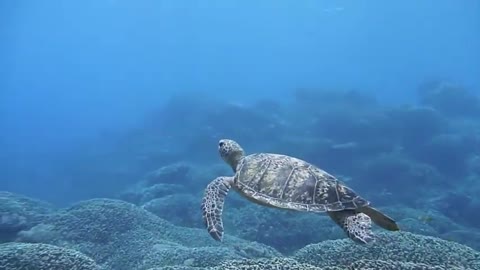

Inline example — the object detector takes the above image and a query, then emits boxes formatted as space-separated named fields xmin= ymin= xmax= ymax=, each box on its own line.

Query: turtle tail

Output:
xmin=360 ymin=205 xmax=400 ymax=231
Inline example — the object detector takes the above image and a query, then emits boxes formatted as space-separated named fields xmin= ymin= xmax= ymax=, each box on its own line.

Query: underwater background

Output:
xmin=1 ymin=1 xmax=480 ymax=269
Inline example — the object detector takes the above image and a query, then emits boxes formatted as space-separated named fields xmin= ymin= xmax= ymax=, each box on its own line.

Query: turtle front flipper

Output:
xmin=201 ymin=176 xmax=234 ymax=242
xmin=328 ymin=210 xmax=374 ymax=244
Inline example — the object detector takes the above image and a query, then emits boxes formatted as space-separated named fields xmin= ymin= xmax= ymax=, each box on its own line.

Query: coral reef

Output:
xmin=223 ymin=203 xmax=344 ymax=254
xmin=120 ymin=183 xmax=188 ymax=206
xmin=356 ymin=152 xmax=444 ymax=205
xmin=293 ymin=231 xmax=480 ymax=269
xmin=210 ymin=257 xmax=322 ymax=270
xmin=145 ymin=162 xmax=192 ymax=186
xmin=144 ymin=257 xmax=469 ymax=270
xmin=142 ymin=193 xmax=200 ymax=227
xmin=418 ymin=81 xmax=480 ymax=117
xmin=3 ymin=193 xmax=480 ymax=270
xmin=0 ymin=242 xmax=101 ymax=270
xmin=19 ymin=198 xmax=279 ymax=270
xmin=0 ymin=191 xmax=54 ymax=242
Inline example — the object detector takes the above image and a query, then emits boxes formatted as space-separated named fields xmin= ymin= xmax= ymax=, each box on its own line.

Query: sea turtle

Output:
xmin=201 ymin=139 xmax=400 ymax=244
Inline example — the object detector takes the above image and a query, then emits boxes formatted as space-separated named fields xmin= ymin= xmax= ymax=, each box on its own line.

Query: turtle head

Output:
xmin=218 ymin=139 xmax=245 ymax=172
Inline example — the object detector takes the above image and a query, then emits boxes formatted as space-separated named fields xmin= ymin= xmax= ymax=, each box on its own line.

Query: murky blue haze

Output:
xmin=1 ymin=1 xmax=480 ymax=270
xmin=2 ymin=0 xmax=478 ymax=202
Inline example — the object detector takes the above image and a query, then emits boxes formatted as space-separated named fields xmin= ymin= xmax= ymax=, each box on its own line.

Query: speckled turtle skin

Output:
xmin=233 ymin=153 xmax=369 ymax=212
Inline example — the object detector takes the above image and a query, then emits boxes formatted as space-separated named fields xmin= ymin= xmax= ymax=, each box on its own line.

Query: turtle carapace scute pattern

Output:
xmin=234 ymin=153 xmax=369 ymax=212
xmin=201 ymin=139 xmax=400 ymax=244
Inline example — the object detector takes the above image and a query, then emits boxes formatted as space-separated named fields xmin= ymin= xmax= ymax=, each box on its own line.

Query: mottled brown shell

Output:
xmin=234 ymin=153 xmax=369 ymax=212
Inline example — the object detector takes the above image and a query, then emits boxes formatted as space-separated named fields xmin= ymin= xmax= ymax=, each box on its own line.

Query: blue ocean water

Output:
xmin=1 ymin=1 xmax=480 ymax=269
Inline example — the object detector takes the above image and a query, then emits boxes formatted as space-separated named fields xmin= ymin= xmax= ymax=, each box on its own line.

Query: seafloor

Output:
xmin=2 ymin=82 xmax=480 ymax=270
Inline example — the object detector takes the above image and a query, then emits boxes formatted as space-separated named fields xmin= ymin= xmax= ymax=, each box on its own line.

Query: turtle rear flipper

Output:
xmin=360 ymin=206 xmax=400 ymax=231
xmin=201 ymin=176 xmax=234 ymax=242
xmin=328 ymin=210 xmax=374 ymax=244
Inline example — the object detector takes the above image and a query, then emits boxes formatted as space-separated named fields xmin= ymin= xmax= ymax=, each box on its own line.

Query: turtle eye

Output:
xmin=219 ymin=141 xmax=225 ymax=147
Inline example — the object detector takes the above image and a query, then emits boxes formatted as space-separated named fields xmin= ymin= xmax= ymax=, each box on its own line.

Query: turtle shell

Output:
xmin=234 ymin=153 xmax=369 ymax=212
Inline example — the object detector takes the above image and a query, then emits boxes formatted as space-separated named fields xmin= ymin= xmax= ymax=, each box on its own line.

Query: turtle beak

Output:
xmin=218 ymin=140 xmax=227 ymax=159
